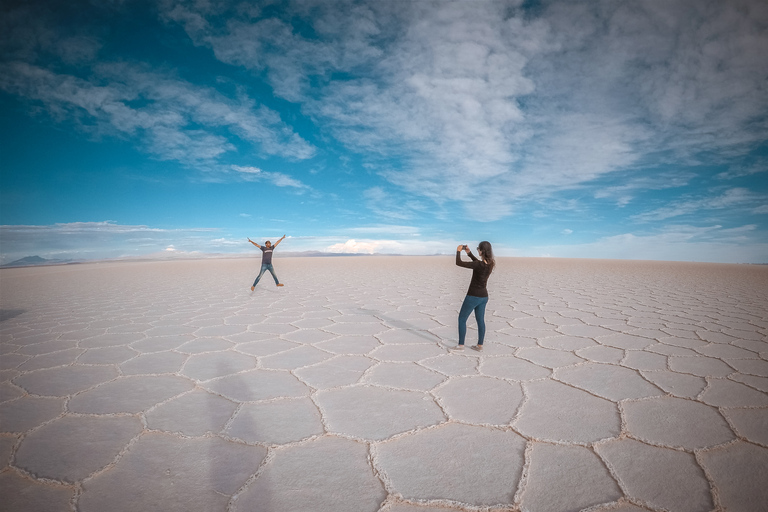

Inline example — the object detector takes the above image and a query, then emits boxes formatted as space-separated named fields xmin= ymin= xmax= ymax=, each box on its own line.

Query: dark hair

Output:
xmin=265 ymin=241 xmax=271 ymax=245
xmin=478 ymin=241 xmax=495 ymax=272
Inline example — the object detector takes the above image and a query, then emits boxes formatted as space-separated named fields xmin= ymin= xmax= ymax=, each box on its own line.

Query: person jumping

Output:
xmin=248 ymin=235 xmax=286 ymax=291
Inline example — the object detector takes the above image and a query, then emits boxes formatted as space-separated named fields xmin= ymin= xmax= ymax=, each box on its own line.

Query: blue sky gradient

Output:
xmin=1 ymin=0 xmax=767 ymax=263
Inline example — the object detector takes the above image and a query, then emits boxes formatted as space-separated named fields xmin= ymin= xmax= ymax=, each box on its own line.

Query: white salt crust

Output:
xmin=0 ymin=256 xmax=766 ymax=511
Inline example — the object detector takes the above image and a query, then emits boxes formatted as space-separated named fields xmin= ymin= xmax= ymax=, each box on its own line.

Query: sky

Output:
xmin=1 ymin=0 xmax=767 ymax=264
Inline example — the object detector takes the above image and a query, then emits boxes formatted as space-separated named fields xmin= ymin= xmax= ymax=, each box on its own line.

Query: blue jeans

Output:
xmin=458 ymin=295 xmax=488 ymax=346
xmin=253 ymin=264 xmax=279 ymax=286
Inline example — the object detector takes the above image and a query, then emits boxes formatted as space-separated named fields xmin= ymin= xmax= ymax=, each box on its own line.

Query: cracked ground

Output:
xmin=1 ymin=257 xmax=767 ymax=512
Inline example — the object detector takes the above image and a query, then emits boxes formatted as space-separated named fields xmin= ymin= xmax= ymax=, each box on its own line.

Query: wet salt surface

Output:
xmin=1 ymin=256 xmax=767 ymax=512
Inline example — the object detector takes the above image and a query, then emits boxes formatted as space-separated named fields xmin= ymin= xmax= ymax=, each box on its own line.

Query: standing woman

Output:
xmin=454 ymin=241 xmax=495 ymax=351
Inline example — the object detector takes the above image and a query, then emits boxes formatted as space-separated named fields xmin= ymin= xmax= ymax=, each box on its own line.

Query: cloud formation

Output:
xmin=0 ymin=61 xmax=316 ymax=166
xmin=2 ymin=0 xmax=766 ymax=263
xmin=633 ymin=188 xmax=764 ymax=222
xmin=232 ymin=166 xmax=309 ymax=189
xmin=0 ymin=0 xmax=316 ymax=178
xmin=326 ymin=238 xmax=448 ymax=255
xmin=158 ymin=0 xmax=768 ymax=221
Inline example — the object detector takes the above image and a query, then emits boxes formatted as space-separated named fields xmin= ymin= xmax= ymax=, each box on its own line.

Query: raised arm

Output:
xmin=248 ymin=238 xmax=261 ymax=248
xmin=456 ymin=244 xmax=475 ymax=269
xmin=273 ymin=235 xmax=287 ymax=247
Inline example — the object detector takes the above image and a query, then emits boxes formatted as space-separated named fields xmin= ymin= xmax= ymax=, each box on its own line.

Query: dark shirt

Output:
xmin=456 ymin=250 xmax=492 ymax=297
xmin=260 ymin=246 xmax=274 ymax=265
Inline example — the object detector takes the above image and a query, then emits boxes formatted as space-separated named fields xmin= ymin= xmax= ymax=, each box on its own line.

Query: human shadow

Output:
xmin=0 ymin=309 xmax=26 ymax=322
xmin=207 ymin=358 xmax=271 ymax=510
xmin=358 ymin=307 xmax=445 ymax=345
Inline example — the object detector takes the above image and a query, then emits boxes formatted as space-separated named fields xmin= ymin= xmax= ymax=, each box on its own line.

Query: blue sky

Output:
xmin=1 ymin=0 xmax=767 ymax=264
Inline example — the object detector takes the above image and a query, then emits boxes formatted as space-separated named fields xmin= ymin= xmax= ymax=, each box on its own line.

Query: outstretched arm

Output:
xmin=273 ymin=235 xmax=287 ymax=248
xmin=248 ymin=238 xmax=261 ymax=248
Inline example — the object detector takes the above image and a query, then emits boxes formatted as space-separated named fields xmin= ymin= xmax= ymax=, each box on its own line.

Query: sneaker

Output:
xmin=276 ymin=283 xmax=284 ymax=287
xmin=470 ymin=345 xmax=483 ymax=352
xmin=450 ymin=345 xmax=465 ymax=352
xmin=250 ymin=286 xmax=255 ymax=291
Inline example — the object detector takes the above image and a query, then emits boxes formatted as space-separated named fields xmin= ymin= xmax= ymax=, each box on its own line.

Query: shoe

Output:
xmin=470 ymin=345 xmax=483 ymax=352
xmin=276 ymin=283 xmax=284 ymax=287
xmin=450 ymin=345 xmax=465 ymax=352
xmin=250 ymin=286 xmax=255 ymax=291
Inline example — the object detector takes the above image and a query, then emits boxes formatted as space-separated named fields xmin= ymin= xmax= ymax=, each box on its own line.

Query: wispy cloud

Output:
xmin=593 ymin=171 xmax=696 ymax=207
xmin=347 ymin=225 xmax=422 ymax=236
xmin=716 ymin=158 xmax=768 ymax=180
xmin=232 ymin=166 xmax=309 ymax=189
xmin=2 ymin=0 xmax=766 ymax=264
xmin=633 ymin=188 xmax=764 ymax=222
xmin=0 ymin=60 xmax=315 ymax=170
xmin=531 ymin=224 xmax=768 ymax=263
xmin=161 ymin=0 xmax=768 ymax=219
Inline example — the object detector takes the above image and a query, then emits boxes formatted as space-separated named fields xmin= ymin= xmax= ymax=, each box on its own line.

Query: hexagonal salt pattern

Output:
xmin=596 ymin=438 xmax=713 ymax=512
xmin=316 ymin=385 xmax=445 ymax=440
xmin=79 ymin=433 xmax=268 ymax=512
xmin=375 ymin=423 xmax=526 ymax=507
xmin=514 ymin=379 xmax=621 ymax=443
xmin=0 ymin=256 xmax=766 ymax=511
xmin=235 ymin=436 xmax=386 ymax=512
xmin=15 ymin=415 xmax=143 ymax=482
xmin=699 ymin=441 xmax=768 ymax=512
xmin=520 ymin=443 xmax=621 ymax=511
xmin=434 ymin=376 xmax=523 ymax=425
xmin=0 ymin=471 xmax=74 ymax=512
xmin=623 ymin=396 xmax=734 ymax=450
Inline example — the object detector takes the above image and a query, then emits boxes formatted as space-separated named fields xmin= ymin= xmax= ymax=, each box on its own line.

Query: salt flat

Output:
xmin=1 ymin=256 xmax=767 ymax=512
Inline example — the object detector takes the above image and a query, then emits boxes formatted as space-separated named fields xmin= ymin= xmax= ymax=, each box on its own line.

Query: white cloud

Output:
xmin=530 ymin=224 xmax=768 ymax=263
xmin=361 ymin=187 xmax=432 ymax=221
xmin=7 ymin=0 xmax=765 ymax=223
xmin=231 ymin=165 xmax=308 ymax=189
xmin=326 ymin=239 xmax=381 ymax=254
xmin=633 ymin=188 xmax=764 ymax=222
xmin=716 ymin=158 xmax=768 ymax=180
xmin=210 ymin=238 xmax=242 ymax=247
xmin=325 ymin=238 xmax=449 ymax=255
xmin=0 ymin=60 xmax=316 ymax=170
xmin=160 ymin=0 xmax=768 ymax=221
xmin=347 ymin=225 xmax=422 ymax=236
xmin=561 ymin=229 xmax=573 ymax=235
xmin=593 ymin=171 xmax=695 ymax=207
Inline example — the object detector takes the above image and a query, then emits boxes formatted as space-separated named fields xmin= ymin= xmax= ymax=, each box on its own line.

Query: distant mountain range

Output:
xmin=1 ymin=256 xmax=77 ymax=268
